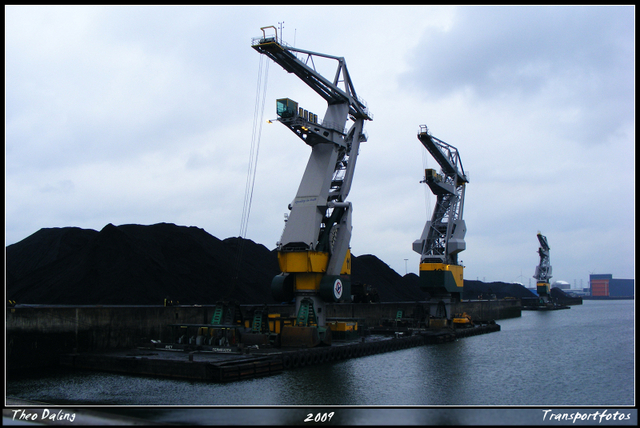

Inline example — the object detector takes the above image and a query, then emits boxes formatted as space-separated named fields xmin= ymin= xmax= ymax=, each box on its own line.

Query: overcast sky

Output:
xmin=5 ymin=5 xmax=635 ymax=287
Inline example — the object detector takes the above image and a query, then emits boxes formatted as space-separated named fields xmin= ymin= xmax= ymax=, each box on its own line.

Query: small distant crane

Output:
xmin=533 ymin=232 xmax=553 ymax=304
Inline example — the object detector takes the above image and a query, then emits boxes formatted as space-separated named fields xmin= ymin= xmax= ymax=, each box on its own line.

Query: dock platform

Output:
xmin=59 ymin=324 xmax=500 ymax=382
xmin=522 ymin=305 xmax=570 ymax=310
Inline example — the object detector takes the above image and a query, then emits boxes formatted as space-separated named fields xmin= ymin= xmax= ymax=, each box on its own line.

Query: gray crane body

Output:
xmin=413 ymin=125 xmax=468 ymax=312
xmin=252 ymin=27 xmax=371 ymax=335
xmin=533 ymin=232 xmax=553 ymax=302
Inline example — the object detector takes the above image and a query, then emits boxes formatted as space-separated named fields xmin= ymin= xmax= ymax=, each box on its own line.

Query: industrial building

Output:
xmin=551 ymin=280 xmax=570 ymax=290
xmin=589 ymin=274 xmax=635 ymax=298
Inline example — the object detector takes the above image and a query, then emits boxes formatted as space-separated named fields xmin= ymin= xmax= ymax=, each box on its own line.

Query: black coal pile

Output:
xmin=462 ymin=280 xmax=537 ymax=300
xmin=6 ymin=223 xmax=279 ymax=305
xmin=550 ymin=287 xmax=583 ymax=305
xmin=6 ymin=223 xmax=532 ymax=305
xmin=351 ymin=255 xmax=428 ymax=302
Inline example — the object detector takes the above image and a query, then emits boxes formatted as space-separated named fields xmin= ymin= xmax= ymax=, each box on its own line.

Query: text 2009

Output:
xmin=304 ymin=412 xmax=335 ymax=423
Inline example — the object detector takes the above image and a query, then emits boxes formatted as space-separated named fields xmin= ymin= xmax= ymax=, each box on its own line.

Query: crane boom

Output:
xmin=418 ymin=125 xmax=467 ymax=185
xmin=413 ymin=125 xmax=468 ymax=302
xmin=252 ymin=27 xmax=371 ymax=342
xmin=252 ymin=28 xmax=371 ymax=121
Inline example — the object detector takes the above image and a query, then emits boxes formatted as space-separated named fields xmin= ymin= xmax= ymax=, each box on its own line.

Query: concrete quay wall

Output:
xmin=326 ymin=299 xmax=520 ymax=326
xmin=7 ymin=305 xmax=218 ymax=371
xmin=453 ymin=299 xmax=521 ymax=322
xmin=6 ymin=300 xmax=519 ymax=371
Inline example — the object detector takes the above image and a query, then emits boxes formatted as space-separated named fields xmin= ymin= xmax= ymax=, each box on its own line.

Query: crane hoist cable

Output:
xmin=223 ymin=55 xmax=270 ymax=300
xmin=240 ymin=55 xmax=270 ymax=238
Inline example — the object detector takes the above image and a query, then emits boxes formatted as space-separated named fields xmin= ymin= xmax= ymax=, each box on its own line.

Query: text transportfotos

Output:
xmin=542 ymin=409 xmax=631 ymax=423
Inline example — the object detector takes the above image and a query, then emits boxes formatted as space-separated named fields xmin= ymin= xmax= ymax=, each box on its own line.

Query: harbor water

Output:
xmin=6 ymin=299 xmax=635 ymax=424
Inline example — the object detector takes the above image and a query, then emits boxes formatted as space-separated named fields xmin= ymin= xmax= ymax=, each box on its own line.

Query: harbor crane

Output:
xmin=413 ymin=125 xmax=468 ymax=320
xmin=252 ymin=26 xmax=372 ymax=346
xmin=533 ymin=232 xmax=552 ymax=304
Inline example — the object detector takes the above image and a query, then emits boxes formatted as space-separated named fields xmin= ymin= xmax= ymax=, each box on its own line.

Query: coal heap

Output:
xmin=351 ymin=255 xmax=428 ymax=302
xmin=549 ymin=286 xmax=583 ymax=304
xmin=462 ymin=280 xmax=537 ymax=300
xmin=6 ymin=223 xmax=530 ymax=305
xmin=6 ymin=223 xmax=279 ymax=305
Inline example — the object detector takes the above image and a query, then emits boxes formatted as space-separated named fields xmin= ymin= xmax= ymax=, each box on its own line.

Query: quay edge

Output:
xmin=7 ymin=300 xmax=516 ymax=372
xmin=57 ymin=323 xmax=500 ymax=383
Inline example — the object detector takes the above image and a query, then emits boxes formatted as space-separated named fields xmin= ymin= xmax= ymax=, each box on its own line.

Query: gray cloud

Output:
xmin=401 ymin=6 xmax=634 ymax=146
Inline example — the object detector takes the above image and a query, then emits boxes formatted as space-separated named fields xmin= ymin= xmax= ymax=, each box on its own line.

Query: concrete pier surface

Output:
xmin=7 ymin=300 xmax=515 ymax=373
